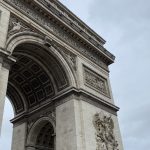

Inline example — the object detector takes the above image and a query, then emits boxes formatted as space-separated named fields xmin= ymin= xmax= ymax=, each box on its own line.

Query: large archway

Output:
xmin=5 ymin=33 xmax=77 ymax=150
xmin=6 ymin=33 xmax=76 ymax=115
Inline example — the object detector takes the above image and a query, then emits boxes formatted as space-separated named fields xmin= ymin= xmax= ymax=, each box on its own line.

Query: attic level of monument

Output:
xmin=6 ymin=0 xmax=107 ymax=45
xmin=3 ymin=0 xmax=115 ymax=69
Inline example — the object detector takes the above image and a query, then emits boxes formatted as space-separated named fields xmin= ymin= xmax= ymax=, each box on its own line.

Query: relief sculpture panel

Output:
xmin=8 ymin=15 xmax=37 ymax=39
xmin=84 ymin=66 xmax=110 ymax=97
xmin=93 ymin=112 xmax=119 ymax=150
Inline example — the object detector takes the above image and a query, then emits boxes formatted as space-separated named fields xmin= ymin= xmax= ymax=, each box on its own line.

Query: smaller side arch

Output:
xmin=26 ymin=116 xmax=56 ymax=150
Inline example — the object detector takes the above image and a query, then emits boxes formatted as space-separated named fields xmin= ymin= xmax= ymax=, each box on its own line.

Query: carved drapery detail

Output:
xmin=4 ymin=0 xmax=109 ymax=70
xmin=84 ymin=66 xmax=110 ymax=97
xmin=8 ymin=16 xmax=33 ymax=38
xmin=93 ymin=112 xmax=119 ymax=150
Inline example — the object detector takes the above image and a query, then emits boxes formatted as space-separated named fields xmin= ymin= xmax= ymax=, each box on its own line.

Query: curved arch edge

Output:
xmin=6 ymin=32 xmax=77 ymax=88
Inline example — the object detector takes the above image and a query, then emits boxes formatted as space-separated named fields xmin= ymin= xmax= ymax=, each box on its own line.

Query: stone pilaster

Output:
xmin=11 ymin=122 xmax=27 ymax=150
xmin=56 ymin=99 xmax=83 ymax=150
xmin=0 ymin=4 xmax=10 ymax=48
xmin=0 ymin=49 xmax=16 ymax=135
xmin=56 ymin=97 xmax=123 ymax=150
xmin=0 ymin=3 xmax=15 ymax=135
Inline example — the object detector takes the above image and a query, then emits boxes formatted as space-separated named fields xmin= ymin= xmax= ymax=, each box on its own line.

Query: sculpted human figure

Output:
xmin=93 ymin=112 xmax=119 ymax=150
xmin=9 ymin=21 xmax=30 ymax=36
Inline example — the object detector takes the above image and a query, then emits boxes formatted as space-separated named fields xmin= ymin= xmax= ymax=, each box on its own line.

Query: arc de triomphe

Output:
xmin=0 ymin=0 xmax=123 ymax=150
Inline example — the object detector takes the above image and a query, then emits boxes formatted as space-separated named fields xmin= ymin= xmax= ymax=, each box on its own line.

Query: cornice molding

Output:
xmin=0 ymin=47 xmax=16 ymax=69
xmin=36 ymin=0 xmax=115 ymax=62
xmin=3 ymin=0 xmax=115 ymax=66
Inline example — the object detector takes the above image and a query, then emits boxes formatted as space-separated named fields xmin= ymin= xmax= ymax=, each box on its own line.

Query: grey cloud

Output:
xmin=88 ymin=0 xmax=150 ymax=49
xmin=87 ymin=0 xmax=150 ymax=149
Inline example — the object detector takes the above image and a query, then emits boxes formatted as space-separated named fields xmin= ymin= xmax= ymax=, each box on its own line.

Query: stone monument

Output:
xmin=0 ymin=0 xmax=123 ymax=150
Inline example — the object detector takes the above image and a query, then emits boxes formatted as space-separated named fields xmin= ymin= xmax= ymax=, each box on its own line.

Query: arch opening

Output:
xmin=4 ymin=34 xmax=76 ymax=149
xmin=7 ymin=42 xmax=72 ymax=115
xmin=27 ymin=118 xmax=55 ymax=150
xmin=35 ymin=121 xmax=55 ymax=150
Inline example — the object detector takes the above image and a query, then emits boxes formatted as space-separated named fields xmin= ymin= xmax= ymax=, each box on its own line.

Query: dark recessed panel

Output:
xmin=15 ymin=44 xmax=70 ymax=91
xmin=9 ymin=55 xmax=55 ymax=111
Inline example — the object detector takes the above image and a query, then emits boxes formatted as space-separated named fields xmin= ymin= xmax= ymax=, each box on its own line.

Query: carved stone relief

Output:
xmin=38 ymin=0 xmax=111 ymax=49
xmin=44 ymin=36 xmax=77 ymax=71
xmin=4 ymin=0 xmax=109 ymax=70
xmin=59 ymin=47 xmax=77 ymax=71
xmin=93 ymin=112 xmax=119 ymax=150
xmin=8 ymin=15 xmax=33 ymax=38
xmin=64 ymin=51 xmax=76 ymax=70
xmin=84 ymin=66 xmax=110 ymax=97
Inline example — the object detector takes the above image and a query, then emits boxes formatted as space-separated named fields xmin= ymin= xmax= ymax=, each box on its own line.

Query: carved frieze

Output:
xmin=93 ymin=112 xmax=119 ymax=150
xmin=39 ymin=0 xmax=104 ymax=45
xmin=84 ymin=66 xmax=110 ymax=97
xmin=4 ymin=0 xmax=109 ymax=70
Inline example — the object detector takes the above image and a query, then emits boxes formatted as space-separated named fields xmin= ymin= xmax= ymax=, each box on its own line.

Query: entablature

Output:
xmin=11 ymin=87 xmax=119 ymax=125
xmin=2 ymin=0 xmax=115 ymax=71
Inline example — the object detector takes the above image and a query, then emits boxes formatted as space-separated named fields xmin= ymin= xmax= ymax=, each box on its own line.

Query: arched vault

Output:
xmin=6 ymin=33 xmax=77 ymax=115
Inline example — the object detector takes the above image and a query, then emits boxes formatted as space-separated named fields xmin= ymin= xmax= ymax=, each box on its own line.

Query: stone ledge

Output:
xmin=0 ymin=47 xmax=16 ymax=69
xmin=11 ymin=87 xmax=119 ymax=125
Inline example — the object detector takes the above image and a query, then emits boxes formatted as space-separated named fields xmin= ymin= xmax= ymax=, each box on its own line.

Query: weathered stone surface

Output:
xmin=11 ymin=123 xmax=27 ymax=150
xmin=93 ymin=112 xmax=118 ymax=150
xmin=0 ymin=50 xmax=16 ymax=135
xmin=80 ymin=100 xmax=124 ymax=150
xmin=3 ymin=0 xmax=114 ymax=70
xmin=83 ymin=66 xmax=110 ymax=97
xmin=0 ymin=5 xmax=10 ymax=48
xmin=0 ymin=66 xmax=9 ymax=135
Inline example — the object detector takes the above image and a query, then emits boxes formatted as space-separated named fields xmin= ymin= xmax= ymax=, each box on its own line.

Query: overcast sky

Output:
xmin=1 ymin=0 xmax=150 ymax=149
